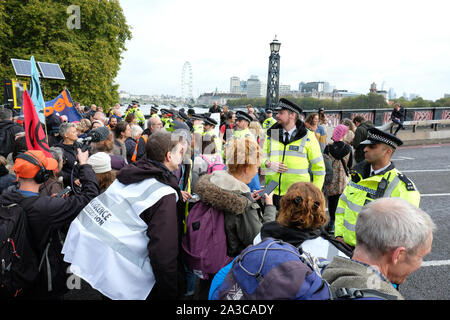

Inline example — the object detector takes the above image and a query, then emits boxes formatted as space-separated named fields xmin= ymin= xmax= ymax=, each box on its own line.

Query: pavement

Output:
xmin=63 ymin=143 xmax=450 ymax=301
xmin=392 ymin=143 xmax=450 ymax=300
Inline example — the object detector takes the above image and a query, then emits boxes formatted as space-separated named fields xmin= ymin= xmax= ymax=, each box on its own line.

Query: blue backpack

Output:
xmin=212 ymin=238 xmax=331 ymax=300
xmin=210 ymin=238 xmax=398 ymax=300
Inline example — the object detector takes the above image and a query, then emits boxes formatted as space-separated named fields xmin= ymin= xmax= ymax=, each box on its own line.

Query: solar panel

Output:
xmin=11 ymin=59 xmax=32 ymax=77
xmin=37 ymin=62 xmax=65 ymax=80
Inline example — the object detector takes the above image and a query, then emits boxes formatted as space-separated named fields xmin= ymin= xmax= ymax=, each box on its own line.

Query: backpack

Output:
xmin=0 ymin=202 xmax=39 ymax=299
xmin=214 ymin=238 xmax=331 ymax=300
xmin=200 ymin=154 xmax=226 ymax=174
xmin=323 ymin=153 xmax=334 ymax=185
xmin=211 ymin=238 xmax=397 ymax=300
xmin=181 ymin=201 xmax=233 ymax=280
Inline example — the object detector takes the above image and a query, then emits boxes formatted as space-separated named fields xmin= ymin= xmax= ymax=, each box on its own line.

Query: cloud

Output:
xmin=116 ymin=0 xmax=450 ymax=101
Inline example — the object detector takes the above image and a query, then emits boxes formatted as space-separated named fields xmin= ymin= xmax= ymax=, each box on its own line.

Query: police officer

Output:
xmin=150 ymin=105 xmax=160 ymax=118
xmin=262 ymin=109 xmax=277 ymax=131
xmin=160 ymin=108 xmax=173 ymax=129
xmin=233 ymin=110 xmax=256 ymax=140
xmin=262 ymin=98 xmax=326 ymax=209
xmin=335 ymin=127 xmax=420 ymax=248
xmin=124 ymin=100 xmax=145 ymax=128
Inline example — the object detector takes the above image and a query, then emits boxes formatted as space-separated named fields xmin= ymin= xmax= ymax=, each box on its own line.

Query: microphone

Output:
xmin=77 ymin=126 xmax=110 ymax=151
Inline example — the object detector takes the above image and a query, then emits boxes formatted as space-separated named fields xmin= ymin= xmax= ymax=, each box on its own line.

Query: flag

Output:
xmin=22 ymin=90 xmax=51 ymax=157
xmin=44 ymin=89 xmax=81 ymax=123
xmin=28 ymin=56 xmax=46 ymax=123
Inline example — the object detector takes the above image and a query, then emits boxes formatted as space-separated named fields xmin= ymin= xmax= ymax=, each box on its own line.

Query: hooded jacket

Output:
xmin=322 ymin=256 xmax=404 ymax=300
xmin=194 ymin=170 xmax=276 ymax=257
xmin=115 ymin=159 xmax=185 ymax=299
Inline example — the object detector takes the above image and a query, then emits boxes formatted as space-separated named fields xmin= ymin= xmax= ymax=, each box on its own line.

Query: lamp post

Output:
xmin=266 ymin=36 xmax=281 ymax=110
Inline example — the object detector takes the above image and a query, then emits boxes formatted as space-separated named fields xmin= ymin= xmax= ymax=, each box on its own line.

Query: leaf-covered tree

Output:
xmin=0 ymin=0 xmax=131 ymax=108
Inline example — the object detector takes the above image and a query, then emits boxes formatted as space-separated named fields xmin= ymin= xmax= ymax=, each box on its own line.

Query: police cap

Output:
xmin=360 ymin=127 xmax=403 ymax=149
xmin=235 ymin=110 xmax=253 ymax=123
xmin=203 ymin=116 xmax=217 ymax=126
xmin=275 ymin=98 xmax=302 ymax=115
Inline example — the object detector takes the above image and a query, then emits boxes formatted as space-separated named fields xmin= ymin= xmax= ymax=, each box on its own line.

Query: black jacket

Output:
xmin=116 ymin=159 xmax=185 ymax=300
xmin=260 ymin=221 xmax=354 ymax=257
xmin=54 ymin=141 xmax=82 ymax=188
xmin=0 ymin=120 xmax=24 ymax=157
xmin=0 ymin=164 xmax=99 ymax=298
xmin=353 ymin=121 xmax=374 ymax=163
xmin=391 ymin=107 xmax=405 ymax=122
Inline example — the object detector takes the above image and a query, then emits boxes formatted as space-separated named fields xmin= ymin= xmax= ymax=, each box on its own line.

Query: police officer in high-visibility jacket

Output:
xmin=335 ymin=127 xmax=420 ymax=248
xmin=262 ymin=109 xmax=277 ymax=131
xmin=261 ymin=98 xmax=326 ymax=209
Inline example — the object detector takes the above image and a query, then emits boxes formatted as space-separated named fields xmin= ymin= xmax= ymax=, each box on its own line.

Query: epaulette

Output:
xmin=397 ymin=173 xmax=416 ymax=191
xmin=350 ymin=168 xmax=361 ymax=183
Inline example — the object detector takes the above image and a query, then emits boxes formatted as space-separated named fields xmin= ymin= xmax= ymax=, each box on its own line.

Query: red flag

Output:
xmin=22 ymin=90 xmax=51 ymax=157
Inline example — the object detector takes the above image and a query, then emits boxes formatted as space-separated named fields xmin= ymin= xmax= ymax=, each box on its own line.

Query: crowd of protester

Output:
xmin=0 ymin=100 xmax=434 ymax=301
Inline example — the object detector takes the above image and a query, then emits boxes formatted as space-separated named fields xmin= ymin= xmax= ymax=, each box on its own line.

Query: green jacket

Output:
xmin=335 ymin=161 xmax=420 ymax=247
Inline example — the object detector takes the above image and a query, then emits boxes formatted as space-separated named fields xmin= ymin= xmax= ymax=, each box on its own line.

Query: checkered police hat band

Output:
xmin=368 ymin=133 xmax=398 ymax=148
xmin=278 ymin=101 xmax=299 ymax=114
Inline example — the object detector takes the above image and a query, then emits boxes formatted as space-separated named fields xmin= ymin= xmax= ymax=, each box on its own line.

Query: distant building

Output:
xmin=279 ymin=84 xmax=291 ymax=96
xmin=298 ymin=81 xmax=305 ymax=91
xmin=247 ymin=75 xmax=261 ymax=98
xmin=230 ymin=76 xmax=241 ymax=94
xmin=240 ymin=80 xmax=247 ymax=93
xmin=369 ymin=82 xmax=388 ymax=101
xmin=197 ymin=92 xmax=246 ymax=106
xmin=300 ymin=81 xmax=331 ymax=93
xmin=444 ymin=94 xmax=450 ymax=98
xmin=388 ymin=88 xmax=396 ymax=100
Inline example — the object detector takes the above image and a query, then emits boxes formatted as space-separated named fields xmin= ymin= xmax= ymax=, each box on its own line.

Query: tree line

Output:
xmin=0 ymin=0 xmax=131 ymax=108
xmin=226 ymin=93 xmax=450 ymax=110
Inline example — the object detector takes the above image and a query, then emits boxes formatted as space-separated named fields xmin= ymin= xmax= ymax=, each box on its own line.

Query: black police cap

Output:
xmin=235 ymin=110 xmax=253 ymax=123
xmin=360 ymin=127 xmax=403 ymax=149
xmin=275 ymin=98 xmax=302 ymax=115
xmin=203 ymin=116 xmax=218 ymax=126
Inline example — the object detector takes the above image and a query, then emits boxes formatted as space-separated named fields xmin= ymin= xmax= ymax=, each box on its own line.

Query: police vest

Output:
xmin=335 ymin=165 xmax=420 ymax=247
xmin=131 ymin=134 xmax=149 ymax=162
xmin=262 ymin=129 xmax=325 ymax=196
xmin=61 ymin=178 xmax=178 ymax=300
xmin=262 ymin=117 xmax=277 ymax=130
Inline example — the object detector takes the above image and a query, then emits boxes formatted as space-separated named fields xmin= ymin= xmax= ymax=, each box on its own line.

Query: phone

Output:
xmin=258 ymin=181 xmax=279 ymax=197
xmin=57 ymin=186 xmax=72 ymax=198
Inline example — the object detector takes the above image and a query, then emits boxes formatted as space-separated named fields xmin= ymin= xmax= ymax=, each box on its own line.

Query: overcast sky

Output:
xmin=115 ymin=0 xmax=450 ymax=101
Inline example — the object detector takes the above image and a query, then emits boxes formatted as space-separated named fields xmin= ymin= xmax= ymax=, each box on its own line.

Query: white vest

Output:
xmin=62 ymin=178 xmax=178 ymax=300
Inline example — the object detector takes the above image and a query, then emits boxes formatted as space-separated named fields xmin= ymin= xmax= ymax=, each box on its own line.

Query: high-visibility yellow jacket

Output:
xmin=261 ymin=121 xmax=325 ymax=196
xmin=335 ymin=161 xmax=420 ymax=247
xmin=125 ymin=107 xmax=145 ymax=125
xmin=262 ymin=117 xmax=277 ymax=131
xmin=192 ymin=123 xmax=222 ymax=155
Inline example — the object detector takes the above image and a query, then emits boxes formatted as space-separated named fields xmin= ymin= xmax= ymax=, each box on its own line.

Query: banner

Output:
xmin=44 ymin=89 xmax=81 ymax=123
xmin=28 ymin=56 xmax=46 ymax=124
xmin=22 ymin=90 xmax=51 ymax=157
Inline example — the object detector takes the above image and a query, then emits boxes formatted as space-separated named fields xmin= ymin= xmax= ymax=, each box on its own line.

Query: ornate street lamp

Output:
xmin=266 ymin=36 xmax=281 ymax=110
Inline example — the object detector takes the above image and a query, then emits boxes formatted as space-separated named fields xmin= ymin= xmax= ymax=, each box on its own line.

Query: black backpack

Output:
xmin=0 ymin=202 xmax=39 ymax=299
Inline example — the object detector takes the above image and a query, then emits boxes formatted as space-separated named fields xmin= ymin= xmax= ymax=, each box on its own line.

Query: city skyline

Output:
xmin=115 ymin=0 xmax=450 ymax=101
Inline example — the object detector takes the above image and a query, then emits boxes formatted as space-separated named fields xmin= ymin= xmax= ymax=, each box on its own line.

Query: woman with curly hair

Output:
xmin=254 ymin=182 xmax=352 ymax=259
